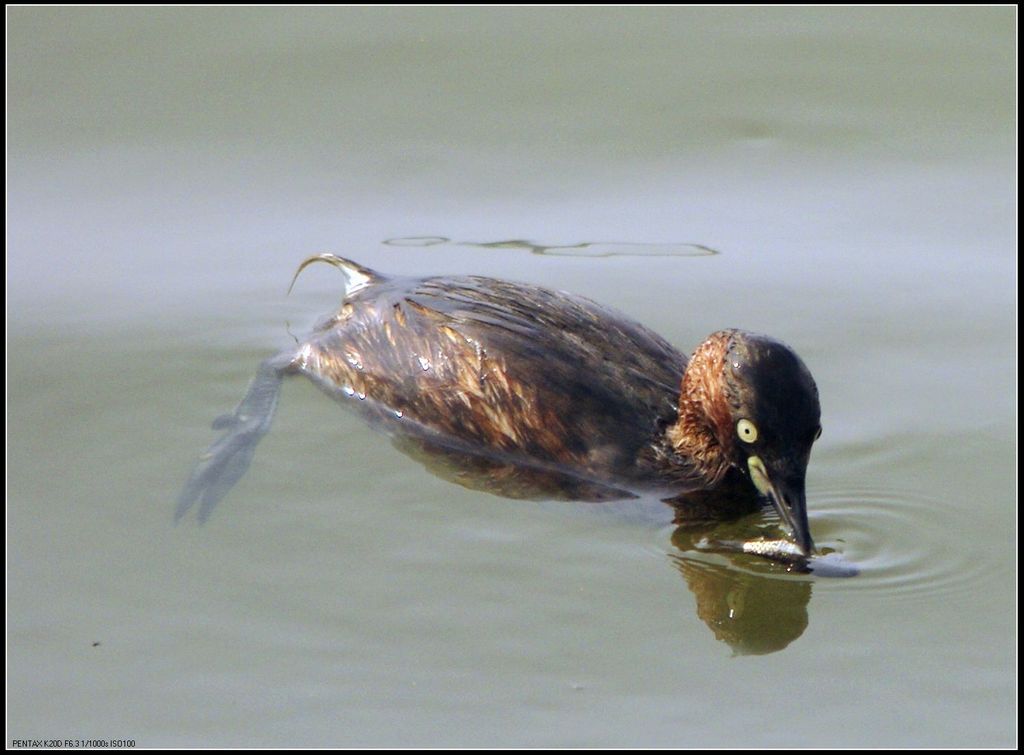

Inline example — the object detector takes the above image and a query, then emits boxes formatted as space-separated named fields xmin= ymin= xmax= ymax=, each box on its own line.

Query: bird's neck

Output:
xmin=666 ymin=335 xmax=734 ymax=485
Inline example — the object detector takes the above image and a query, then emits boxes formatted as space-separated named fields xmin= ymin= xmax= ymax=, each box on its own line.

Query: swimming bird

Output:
xmin=177 ymin=255 xmax=822 ymax=554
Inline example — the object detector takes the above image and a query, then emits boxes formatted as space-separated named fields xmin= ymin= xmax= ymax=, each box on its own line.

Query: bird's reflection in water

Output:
xmin=668 ymin=517 xmax=814 ymax=655
xmin=384 ymin=423 xmax=831 ymax=656
xmin=670 ymin=552 xmax=812 ymax=655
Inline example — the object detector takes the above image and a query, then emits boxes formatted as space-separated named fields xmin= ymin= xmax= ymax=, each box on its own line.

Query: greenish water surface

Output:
xmin=7 ymin=7 xmax=1015 ymax=747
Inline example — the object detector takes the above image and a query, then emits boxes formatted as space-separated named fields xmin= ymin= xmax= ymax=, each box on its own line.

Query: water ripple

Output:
xmin=383 ymin=236 xmax=720 ymax=258
xmin=647 ymin=485 xmax=990 ymax=602
xmin=799 ymin=486 xmax=991 ymax=601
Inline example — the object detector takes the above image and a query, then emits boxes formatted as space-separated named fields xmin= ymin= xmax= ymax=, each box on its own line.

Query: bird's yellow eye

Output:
xmin=736 ymin=419 xmax=758 ymax=443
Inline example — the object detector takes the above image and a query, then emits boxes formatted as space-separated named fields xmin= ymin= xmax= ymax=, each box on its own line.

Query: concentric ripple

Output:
xmin=804 ymin=486 xmax=993 ymax=601
xmin=651 ymin=485 xmax=994 ymax=600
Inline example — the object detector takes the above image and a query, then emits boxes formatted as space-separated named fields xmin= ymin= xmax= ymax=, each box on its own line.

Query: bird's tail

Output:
xmin=287 ymin=253 xmax=383 ymax=299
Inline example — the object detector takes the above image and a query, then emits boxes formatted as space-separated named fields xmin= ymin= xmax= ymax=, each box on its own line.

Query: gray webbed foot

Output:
xmin=176 ymin=355 xmax=290 ymax=522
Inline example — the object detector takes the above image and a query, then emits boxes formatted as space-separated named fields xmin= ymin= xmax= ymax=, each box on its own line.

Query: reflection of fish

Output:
xmin=178 ymin=255 xmax=824 ymax=561
xmin=742 ymin=539 xmax=860 ymax=577
xmin=692 ymin=534 xmax=858 ymax=577
xmin=741 ymin=538 xmax=806 ymax=562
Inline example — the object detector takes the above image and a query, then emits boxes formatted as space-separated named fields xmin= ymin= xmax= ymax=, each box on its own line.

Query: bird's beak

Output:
xmin=747 ymin=455 xmax=815 ymax=556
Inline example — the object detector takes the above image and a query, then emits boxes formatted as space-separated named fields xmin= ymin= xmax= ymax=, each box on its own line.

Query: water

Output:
xmin=7 ymin=7 xmax=1015 ymax=747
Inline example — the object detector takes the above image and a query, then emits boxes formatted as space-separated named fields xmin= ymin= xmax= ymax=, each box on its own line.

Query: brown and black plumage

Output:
xmin=178 ymin=255 xmax=822 ymax=554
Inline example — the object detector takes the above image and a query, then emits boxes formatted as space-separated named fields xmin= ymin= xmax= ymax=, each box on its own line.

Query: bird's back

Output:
xmin=296 ymin=272 xmax=688 ymax=486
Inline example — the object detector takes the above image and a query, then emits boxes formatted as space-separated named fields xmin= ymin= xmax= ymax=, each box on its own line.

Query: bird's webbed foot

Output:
xmin=176 ymin=353 xmax=294 ymax=522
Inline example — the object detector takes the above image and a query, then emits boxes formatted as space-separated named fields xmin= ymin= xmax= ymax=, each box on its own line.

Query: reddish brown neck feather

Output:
xmin=667 ymin=331 xmax=735 ymax=485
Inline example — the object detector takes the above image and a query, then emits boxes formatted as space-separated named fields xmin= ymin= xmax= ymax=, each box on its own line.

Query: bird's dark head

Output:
xmin=681 ymin=329 xmax=821 ymax=554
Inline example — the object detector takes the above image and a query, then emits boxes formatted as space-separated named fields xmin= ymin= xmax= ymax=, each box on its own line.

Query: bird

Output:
xmin=177 ymin=254 xmax=822 ymax=555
